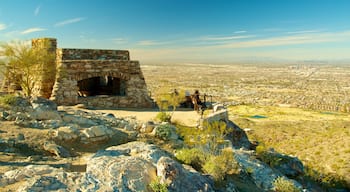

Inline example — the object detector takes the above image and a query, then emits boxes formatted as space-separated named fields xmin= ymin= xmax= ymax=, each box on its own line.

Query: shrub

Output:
xmin=203 ymin=148 xmax=237 ymax=182
xmin=175 ymin=148 xmax=207 ymax=171
xmin=256 ymin=144 xmax=282 ymax=167
xmin=149 ymin=177 xmax=168 ymax=192
xmin=155 ymin=124 xmax=173 ymax=140
xmin=273 ymin=177 xmax=300 ymax=192
xmin=0 ymin=94 xmax=18 ymax=107
xmin=156 ymin=112 xmax=172 ymax=122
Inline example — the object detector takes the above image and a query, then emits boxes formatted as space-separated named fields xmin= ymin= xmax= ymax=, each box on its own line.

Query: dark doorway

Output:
xmin=78 ymin=76 xmax=126 ymax=97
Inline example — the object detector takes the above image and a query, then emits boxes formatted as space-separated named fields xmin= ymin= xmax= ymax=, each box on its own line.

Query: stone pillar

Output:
xmin=31 ymin=38 xmax=57 ymax=98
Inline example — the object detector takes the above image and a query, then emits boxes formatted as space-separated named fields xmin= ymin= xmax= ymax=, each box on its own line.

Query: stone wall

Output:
xmin=50 ymin=48 xmax=153 ymax=108
xmin=58 ymin=48 xmax=129 ymax=60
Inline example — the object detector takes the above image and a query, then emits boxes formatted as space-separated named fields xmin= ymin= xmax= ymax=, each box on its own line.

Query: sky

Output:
xmin=0 ymin=0 xmax=350 ymax=64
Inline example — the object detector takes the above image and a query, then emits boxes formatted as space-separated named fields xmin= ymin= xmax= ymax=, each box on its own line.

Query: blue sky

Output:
xmin=1 ymin=0 xmax=350 ymax=63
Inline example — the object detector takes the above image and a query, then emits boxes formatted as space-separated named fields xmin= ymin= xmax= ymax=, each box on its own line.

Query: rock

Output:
xmin=54 ymin=125 xmax=80 ymax=142
xmin=0 ymin=165 xmax=87 ymax=191
xmin=233 ymin=149 xmax=303 ymax=191
xmin=0 ymin=111 xmax=9 ymax=120
xmin=225 ymin=120 xmax=254 ymax=149
xmin=87 ymin=155 xmax=157 ymax=191
xmin=103 ymin=113 xmax=115 ymax=118
xmin=86 ymin=142 xmax=165 ymax=191
xmin=0 ymin=165 xmax=54 ymax=185
xmin=12 ymin=96 xmax=32 ymax=112
xmin=141 ymin=121 xmax=156 ymax=133
xmin=261 ymin=150 xmax=304 ymax=177
xmin=81 ymin=125 xmax=115 ymax=142
xmin=157 ymin=156 xmax=215 ymax=192
xmin=17 ymin=133 xmax=25 ymax=141
xmin=43 ymin=142 xmax=70 ymax=158
xmin=29 ymin=97 xmax=61 ymax=121
xmin=62 ymin=114 xmax=97 ymax=127
xmin=19 ymin=176 xmax=67 ymax=191
xmin=93 ymin=141 xmax=169 ymax=165
xmin=31 ymin=97 xmax=57 ymax=111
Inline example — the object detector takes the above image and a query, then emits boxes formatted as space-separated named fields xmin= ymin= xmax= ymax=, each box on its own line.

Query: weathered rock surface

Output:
xmin=30 ymin=96 xmax=61 ymax=121
xmin=43 ymin=142 xmax=70 ymax=158
xmin=233 ymin=149 xmax=303 ymax=191
xmin=226 ymin=120 xmax=254 ymax=149
xmin=157 ymin=156 xmax=214 ymax=192
xmin=260 ymin=150 xmax=304 ymax=177
xmin=1 ymin=141 xmax=215 ymax=191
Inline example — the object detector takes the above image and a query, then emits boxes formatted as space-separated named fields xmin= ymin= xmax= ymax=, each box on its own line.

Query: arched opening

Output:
xmin=77 ymin=76 xmax=126 ymax=97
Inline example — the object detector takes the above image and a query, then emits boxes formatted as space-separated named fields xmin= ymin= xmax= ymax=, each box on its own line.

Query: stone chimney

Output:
xmin=31 ymin=38 xmax=57 ymax=98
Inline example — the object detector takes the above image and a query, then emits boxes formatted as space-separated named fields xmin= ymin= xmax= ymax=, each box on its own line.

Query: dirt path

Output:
xmin=95 ymin=108 xmax=201 ymax=127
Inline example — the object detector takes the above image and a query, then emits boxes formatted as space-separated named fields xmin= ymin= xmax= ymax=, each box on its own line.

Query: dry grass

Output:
xmin=229 ymin=105 xmax=350 ymax=187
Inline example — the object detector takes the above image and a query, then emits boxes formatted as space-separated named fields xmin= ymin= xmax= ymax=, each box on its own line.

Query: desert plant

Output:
xmin=255 ymin=144 xmax=283 ymax=167
xmin=0 ymin=94 xmax=17 ymax=107
xmin=149 ymin=176 xmax=168 ymax=192
xmin=203 ymin=148 xmax=237 ymax=182
xmin=175 ymin=148 xmax=207 ymax=171
xmin=273 ymin=177 xmax=300 ymax=192
xmin=156 ymin=111 xmax=172 ymax=122
xmin=0 ymin=40 xmax=55 ymax=97
xmin=154 ymin=87 xmax=185 ymax=122
xmin=155 ymin=124 xmax=173 ymax=141
xmin=198 ymin=121 xmax=232 ymax=155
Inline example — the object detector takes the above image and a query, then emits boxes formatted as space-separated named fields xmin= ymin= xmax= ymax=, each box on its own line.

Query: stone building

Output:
xmin=32 ymin=38 xmax=153 ymax=108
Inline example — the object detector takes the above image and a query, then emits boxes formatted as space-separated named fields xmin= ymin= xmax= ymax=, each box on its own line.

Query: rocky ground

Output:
xmin=0 ymin=96 xmax=342 ymax=191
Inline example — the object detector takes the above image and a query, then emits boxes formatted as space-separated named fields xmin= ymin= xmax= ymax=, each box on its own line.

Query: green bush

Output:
xmin=155 ymin=124 xmax=173 ymax=140
xmin=175 ymin=148 xmax=207 ymax=171
xmin=203 ymin=148 xmax=237 ymax=182
xmin=156 ymin=112 xmax=172 ymax=122
xmin=273 ymin=177 xmax=300 ymax=192
xmin=256 ymin=144 xmax=282 ymax=167
xmin=0 ymin=94 xmax=17 ymax=107
xmin=149 ymin=177 xmax=168 ymax=192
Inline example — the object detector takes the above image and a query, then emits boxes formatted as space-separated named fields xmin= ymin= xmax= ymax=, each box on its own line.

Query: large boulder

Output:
xmin=233 ymin=149 xmax=303 ymax=191
xmin=81 ymin=125 xmax=116 ymax=143
xmin=86 ymin=141 xmax=214 ymax=192
xmin=0 ymin=165 xmax=87 ymax=191
xmin=226 ymin=120 xmax=254 ymax=149
xmin=259 ymin=150 xmax=304 ymax=177
xmin=157 ymin=156 xmax=214 ymax=192
xmin=30 ymin=97 xmax=61 ymax=121
xmin=43 ymin=141 xmax=70 ymax=158
xmin=52 ymin=125 xmax=80 ymax=142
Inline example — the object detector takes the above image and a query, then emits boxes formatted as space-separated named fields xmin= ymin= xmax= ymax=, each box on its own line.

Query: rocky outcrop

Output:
xmin=0 ymin=142 xmax=215 ymax=191
xmin=233 ymin=149 xmax=303 ymax=191
xmin=157 ymin=157 xmax=214 ymax=192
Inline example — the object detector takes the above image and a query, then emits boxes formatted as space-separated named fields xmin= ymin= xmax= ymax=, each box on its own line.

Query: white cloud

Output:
xmin=54 ymin=17 xmax=85 ymax=27
xmin=137 ymin=40 xmax=170 ymax=46
xmin=129 ymin=30 xmax=350 ymax=63
xmin=234 ymin=30 xmax=247 ymax=34
xmin=0 ymin=23 xmax=7 ymax=31
xmin=21 ymin=27 xmax=47 ymax=34
xmin=216 ymin=30 xmax=350 ymax=49
xmin=34 ymin=5 xmax=41 ymax=16
xmin=286 ymin=30 xmax=320 ymax=34
xmin=112 ymin=38 xmax=127 ymax=44
xmin=201 ymin=35 xmax=255 ymax=41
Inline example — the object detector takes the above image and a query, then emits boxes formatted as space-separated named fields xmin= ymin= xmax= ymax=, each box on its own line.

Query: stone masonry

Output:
xmin=32 ymin=38 xmax=153 ymax=108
